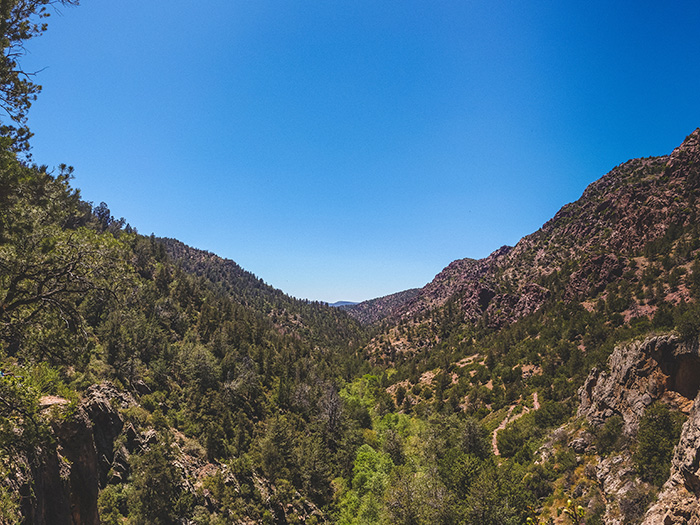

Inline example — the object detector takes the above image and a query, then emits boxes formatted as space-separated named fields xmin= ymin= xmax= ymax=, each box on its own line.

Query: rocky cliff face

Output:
xmin=16 ymin=382 xmax=330 ymax=524
xmin=18 ymin=383 xmax=135 ymax=525
xmin=578 ymin=334 xmax=700 ymax=523
xmin=20 ymin=404 xmax=100 ymax=525
xmin=643 ymin=392 xmax=700 ymax=524
xmin=579 ymin=334 xmax=700 ymax=433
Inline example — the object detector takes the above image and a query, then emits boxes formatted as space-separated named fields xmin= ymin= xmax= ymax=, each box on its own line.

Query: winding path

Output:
xmin=491 ymin=391 xmax=540 ymax=456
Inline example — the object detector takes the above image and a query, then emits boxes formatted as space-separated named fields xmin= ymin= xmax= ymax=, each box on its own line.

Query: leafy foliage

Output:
xmin=129 ymin=436 xmax=181 ymax=524
xmin=593 ymin=415 xmax=624 ymax=455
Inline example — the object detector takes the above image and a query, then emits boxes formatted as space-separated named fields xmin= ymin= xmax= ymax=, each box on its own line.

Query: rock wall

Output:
xmin=18 ymin=383 xmax=134 ymax=525
xmin=642 ymin=391 xmax=700 ymax=524
xmin=20 ymin=404 xmax=100 ymax=525
xmin=578 ymin=334 xmax=700 ymax=524
xmin=578 ymin=334 xmax=700 ymax=434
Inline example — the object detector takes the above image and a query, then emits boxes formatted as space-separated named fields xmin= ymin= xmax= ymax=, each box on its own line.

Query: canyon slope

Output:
xmin=5 ymin=129 xmax=700 ymax=524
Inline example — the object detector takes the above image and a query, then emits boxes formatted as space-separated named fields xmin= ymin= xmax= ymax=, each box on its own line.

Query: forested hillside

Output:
xmin=159 ymin=238 xmax=366 ymax=349
xmin=3 ymin=2 xmax=700 ymax=525
xmin=0 ymin=131 xmax=380 ymax=523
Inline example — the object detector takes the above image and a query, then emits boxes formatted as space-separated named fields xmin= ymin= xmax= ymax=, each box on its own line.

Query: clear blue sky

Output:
xmin=22 ymin=1 xmax=700 ymax=303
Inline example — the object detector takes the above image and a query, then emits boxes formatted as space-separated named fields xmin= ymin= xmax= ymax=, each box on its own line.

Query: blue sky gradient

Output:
xmin=22 ymin=1 xmax=700 ymax=302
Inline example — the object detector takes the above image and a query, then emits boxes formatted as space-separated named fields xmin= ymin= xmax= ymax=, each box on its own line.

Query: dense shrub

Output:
xmin=594 ymin=415 xmax=624 ymax=455
xmin=633 ymin=403 xmax=686 ymax=486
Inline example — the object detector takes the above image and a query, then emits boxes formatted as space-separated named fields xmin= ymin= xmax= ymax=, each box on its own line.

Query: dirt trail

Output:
xmin=491 ymin=392 xmax=540 ymax=456
xmin=492 ymin=405 xmax=515 ymax=456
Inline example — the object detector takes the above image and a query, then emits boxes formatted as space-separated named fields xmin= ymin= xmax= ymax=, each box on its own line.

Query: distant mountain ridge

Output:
xmin=159 ymin=238 xmax=365 ymax=348
xmin=328 ymin=301 xmax=358 ymax=308
xmin=341 ymin=288 xmax=421 ymax=324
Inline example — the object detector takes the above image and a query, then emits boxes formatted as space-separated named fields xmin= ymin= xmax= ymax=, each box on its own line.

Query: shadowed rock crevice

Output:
xmin=664 ymin=354 xmax=700 ymax=404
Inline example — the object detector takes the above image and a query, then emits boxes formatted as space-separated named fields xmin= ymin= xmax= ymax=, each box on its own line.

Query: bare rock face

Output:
xmin=578 ymin=333 xmax=700 ymax=523
xmin=594 ymin=454 xmax=650 ymax=525
xmin=578 ymin=334 xmax=700 ymax=434
xmin=19 ymin=383 xmax=136 ymax=525
xmin=565 ymin=254 xmax=624 ymax=300
xmin=642 ymin=392 xmax=700 ymax=524
xmin=82 ymin=382 xmax=135 ymax=486
xmin=483 ymin=283 xmax=551 ymax=327
xmin=21 ymin=405 xmax=100 ymax=525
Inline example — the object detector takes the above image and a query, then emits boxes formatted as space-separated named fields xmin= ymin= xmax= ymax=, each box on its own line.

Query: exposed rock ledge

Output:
xmin=18 ymin=382 xmax=135 ymax=525
xmin=579 ymin=334 xmax=700 ymax=434
xmin=578 ymin=334 xmax=700 ymax=524
xmin=642 ymin=392 xmax=700 ymax=524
